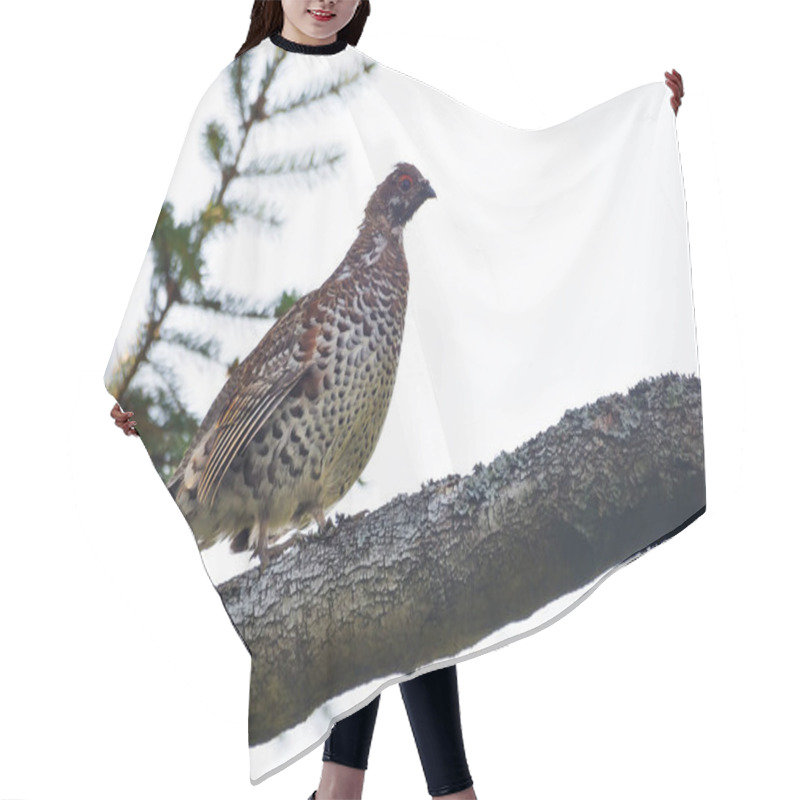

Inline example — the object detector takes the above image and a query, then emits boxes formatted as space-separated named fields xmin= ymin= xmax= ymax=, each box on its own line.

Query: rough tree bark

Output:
xmin=216 ymin=371 xmax=705 ymax=746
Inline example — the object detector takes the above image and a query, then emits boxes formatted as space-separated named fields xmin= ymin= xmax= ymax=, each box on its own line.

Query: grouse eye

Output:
xmin=398 ymin=174 xmax=414 ymax=191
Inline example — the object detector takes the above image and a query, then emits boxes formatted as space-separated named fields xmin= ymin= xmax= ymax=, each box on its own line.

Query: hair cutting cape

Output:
xmin=104 ymin=31 xmax=706 ymax=784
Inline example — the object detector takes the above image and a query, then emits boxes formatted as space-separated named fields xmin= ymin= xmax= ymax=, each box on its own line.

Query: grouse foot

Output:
xmin=255 ymin=531 xmax=302 ymax=573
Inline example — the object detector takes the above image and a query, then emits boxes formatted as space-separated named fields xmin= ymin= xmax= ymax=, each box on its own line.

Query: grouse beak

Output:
xmin=422 ymin=180 xmax=437 ymax=199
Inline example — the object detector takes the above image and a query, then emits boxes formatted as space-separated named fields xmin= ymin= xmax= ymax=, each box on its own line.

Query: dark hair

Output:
xmin=236 ymin=1 xmax=371 ymax=59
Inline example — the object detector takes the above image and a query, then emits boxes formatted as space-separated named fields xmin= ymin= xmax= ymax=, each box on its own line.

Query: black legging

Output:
xmin=323 ymin=664 xmax=473 ymax=797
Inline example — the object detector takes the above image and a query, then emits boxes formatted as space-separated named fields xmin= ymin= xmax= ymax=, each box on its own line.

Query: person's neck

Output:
xmin=269 ymin=27 xmax=348 ymax=55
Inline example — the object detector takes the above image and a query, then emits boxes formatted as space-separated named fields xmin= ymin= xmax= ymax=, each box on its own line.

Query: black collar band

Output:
xmin=269 ymin=31 xmax=348 ymax=55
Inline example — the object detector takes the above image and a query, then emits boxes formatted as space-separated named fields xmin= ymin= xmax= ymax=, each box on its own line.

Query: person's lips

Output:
xmin=308 ymin=9 xmax=335 ymax=21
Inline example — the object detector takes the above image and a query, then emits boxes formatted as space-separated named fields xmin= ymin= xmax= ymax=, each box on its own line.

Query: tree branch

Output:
xmin=216 ymin=372 xmax=705 ymax=746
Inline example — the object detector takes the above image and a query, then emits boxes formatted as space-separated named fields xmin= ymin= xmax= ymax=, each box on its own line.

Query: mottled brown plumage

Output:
xmin=167 ymin=162 xmax=436 ymax=569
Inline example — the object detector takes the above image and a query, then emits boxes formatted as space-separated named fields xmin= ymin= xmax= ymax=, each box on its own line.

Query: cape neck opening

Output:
xmin=269 ymin=30 xmax=348 ymax=55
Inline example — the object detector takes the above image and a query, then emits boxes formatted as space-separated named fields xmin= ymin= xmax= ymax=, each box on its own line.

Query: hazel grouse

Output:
xmin=167 ymin=162 xmax=436 ymax=570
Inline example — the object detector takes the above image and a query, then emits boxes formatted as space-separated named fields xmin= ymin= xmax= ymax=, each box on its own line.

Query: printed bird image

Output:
xmin=167 ymin=162 xmax=436 ymax=570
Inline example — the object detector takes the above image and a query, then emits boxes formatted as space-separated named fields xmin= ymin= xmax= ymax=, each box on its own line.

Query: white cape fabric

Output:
xmin=104 ymin=33 xmax=706 ymax=784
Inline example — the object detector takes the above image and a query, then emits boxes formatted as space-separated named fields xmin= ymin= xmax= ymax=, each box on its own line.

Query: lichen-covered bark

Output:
xmin=217 ymin=371 xmax=705 ymax=746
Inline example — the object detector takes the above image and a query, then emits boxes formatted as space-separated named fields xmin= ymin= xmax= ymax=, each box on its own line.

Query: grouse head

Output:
xmin=364 ymin=162 xmax=437 ymax=230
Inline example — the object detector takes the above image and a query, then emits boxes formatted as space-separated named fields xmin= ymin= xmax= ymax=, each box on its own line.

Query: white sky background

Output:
xmin=2 ymin=1 xmax=798 ymax=799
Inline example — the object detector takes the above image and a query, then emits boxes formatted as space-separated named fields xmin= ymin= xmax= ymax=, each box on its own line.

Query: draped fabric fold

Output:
xmin=104 ymin=35 xmax=705 ymax=783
